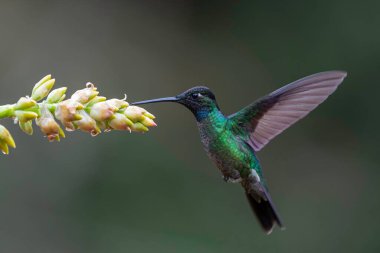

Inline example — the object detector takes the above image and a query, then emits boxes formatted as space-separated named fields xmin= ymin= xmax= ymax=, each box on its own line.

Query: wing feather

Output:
xmin=229 ymin=71 xmax=347 ymax=151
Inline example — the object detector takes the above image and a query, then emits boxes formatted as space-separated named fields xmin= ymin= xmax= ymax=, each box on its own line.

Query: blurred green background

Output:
xmin=0 ymin=0 xmax=378 ymax=252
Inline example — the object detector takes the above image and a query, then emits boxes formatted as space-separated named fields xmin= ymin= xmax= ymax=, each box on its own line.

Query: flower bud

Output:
xmin=36 ymin=104 xmax=65 ymax=142
xmin=108 ymin=113 xmax=133 ymax=131
xmin=71 ymin=83 xmax=99 ymax=104
xmin=14 ymin=97 xmax=36 ymax=110
xmin=86 ymin=96 xmax=107 ymax=107
xmin=14 ymin=111 xmax=38 ymax=123
xmin=19 ymin=120 xmax=33 ymax=135
xmin=0 ymin=125 xmax=16 ymax=154
xmin=32 ymin=74 xmax=51 ymax=94
xmin=130 ymin=122 xmax=149 ymax=133
xmin=74 ymin=110 xmax=101 ymax=136
xmin=107 ymin=98 xmax=129 ymax=110
xmin=37 ymin=117 xmax=63 ymax=141
xmin=124 ymin=106 xmax=146 ymax=122
xmin=143 ymin=111 xmax=155 ymax=119
xmin=46 ymin=87 xmax=67 ymax=103
xmin=55 ymin=99 xmax=84 ymax=130
xmin=90 ymin=101 xmax=117 ymax=122
xmin=0 ymin=141 xmax=9 ymax=154
xmin=140 ymin=116 xmax=157 ymax=127
xmin=31 ymin=79 xmax=55 ymax=101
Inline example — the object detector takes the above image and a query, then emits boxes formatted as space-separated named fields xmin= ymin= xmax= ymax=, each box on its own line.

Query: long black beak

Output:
xmin=131 ymin=96 xmax=179 ymax=105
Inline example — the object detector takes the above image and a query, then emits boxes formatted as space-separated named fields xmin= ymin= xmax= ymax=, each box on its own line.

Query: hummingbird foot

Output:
xmin=223 ymin=175 xmax=242 ymax=183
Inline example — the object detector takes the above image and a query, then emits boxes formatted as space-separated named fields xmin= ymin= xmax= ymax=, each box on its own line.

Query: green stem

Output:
xmin=0 ymin=103 xmax=57 ymax=121
xmin=22 ymin=103 xmax=58 ymax=117
xmin=0 ymin=105 xmax=14 ymax=119
xmin=45 ymin=103 xmax=57 ymax=114
xmin=25 ymin=105 xmax=41 ymax=117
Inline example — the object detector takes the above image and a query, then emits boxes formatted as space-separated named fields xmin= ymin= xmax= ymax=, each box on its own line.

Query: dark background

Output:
xmin=0 ymin=1 xmax=378 ymax=252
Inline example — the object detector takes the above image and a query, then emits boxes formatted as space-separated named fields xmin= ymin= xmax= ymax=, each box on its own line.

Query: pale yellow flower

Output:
xmin=0 ymin=125 xmax=16 ymax=154
xmin=46 ymin=87 xmax=67 ymax=103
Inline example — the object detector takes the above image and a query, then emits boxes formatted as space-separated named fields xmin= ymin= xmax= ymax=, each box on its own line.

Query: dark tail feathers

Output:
xmin=245 ymin=191 xmax=284 ymax=234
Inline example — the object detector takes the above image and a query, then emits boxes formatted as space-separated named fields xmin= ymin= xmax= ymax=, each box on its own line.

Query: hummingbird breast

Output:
xmin=196 ymin=112 xmax=254 ymax=180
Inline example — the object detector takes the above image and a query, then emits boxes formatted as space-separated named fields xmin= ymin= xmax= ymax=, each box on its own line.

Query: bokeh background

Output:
xmin=0 ymin=1 xmax=378 ymax=252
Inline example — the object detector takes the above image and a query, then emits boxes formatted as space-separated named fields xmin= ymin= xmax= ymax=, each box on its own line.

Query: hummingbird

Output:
xmin=132 ymin=71 xmax=347 ymax=234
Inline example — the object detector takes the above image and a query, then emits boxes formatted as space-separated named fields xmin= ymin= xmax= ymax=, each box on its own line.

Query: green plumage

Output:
xmin=197 ymin=107 xmax=262 ymax=182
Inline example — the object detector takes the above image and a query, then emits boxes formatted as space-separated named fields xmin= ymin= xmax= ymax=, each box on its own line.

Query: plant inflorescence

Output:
xmin=0 ymin=75 xmax=157 ymax=155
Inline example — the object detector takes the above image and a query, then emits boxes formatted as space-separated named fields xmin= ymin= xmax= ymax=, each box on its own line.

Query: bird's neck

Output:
xmin=196 ymin=106 xmax=227 ymax=148
xmin=194 ymin=105 xmax=223 ymax=122
xmin=194 ymin=106 xmax=227 ymax=133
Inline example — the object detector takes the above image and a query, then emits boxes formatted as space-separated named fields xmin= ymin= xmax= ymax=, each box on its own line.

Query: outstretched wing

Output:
xmin=229 ymin=71 xmax=347 ymax=151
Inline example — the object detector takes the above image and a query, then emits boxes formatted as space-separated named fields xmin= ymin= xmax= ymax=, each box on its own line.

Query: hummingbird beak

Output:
xmin=131 ymin=96 xmax=179 ymax=105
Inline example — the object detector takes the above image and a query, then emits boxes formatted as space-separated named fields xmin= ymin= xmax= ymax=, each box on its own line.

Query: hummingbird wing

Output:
xmin=229 ymin=71 xmax=347 ymax=151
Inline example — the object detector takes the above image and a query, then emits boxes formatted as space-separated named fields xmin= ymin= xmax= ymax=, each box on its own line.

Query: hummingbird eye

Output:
xmin=191 ymin=93 xmax=200 ymax=99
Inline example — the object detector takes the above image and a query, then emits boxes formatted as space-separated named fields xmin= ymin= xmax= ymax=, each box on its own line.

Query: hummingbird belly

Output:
xmin=199 ymin=125 xmax=253 ymax=181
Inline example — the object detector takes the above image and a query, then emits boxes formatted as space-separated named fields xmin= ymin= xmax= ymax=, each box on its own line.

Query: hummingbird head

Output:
xmin=132 ymin=86 xmax=220 ymax=121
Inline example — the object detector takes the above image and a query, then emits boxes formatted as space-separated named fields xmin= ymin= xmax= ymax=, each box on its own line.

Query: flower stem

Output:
xmin=0 ymin=105 xmax=14 ymax=119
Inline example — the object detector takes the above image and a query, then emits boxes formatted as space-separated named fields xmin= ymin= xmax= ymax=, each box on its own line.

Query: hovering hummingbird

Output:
xmin=132 ymin=71 xmax=347 ymax=234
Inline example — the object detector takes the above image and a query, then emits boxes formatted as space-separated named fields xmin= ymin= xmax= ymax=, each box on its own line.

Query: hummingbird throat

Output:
xmin=195 ymin=109 xmax=211 ymax=121
xmin=193 ymin=104 xmax=222 ymax=122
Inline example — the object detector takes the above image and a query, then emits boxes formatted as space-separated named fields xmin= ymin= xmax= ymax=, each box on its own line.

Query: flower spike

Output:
xmin=0 ymin=74 xmax=157 ymax=155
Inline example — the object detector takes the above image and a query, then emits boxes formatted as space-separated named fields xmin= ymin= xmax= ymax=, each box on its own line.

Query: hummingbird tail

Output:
xmin=245 ymin=189 xmax=284 ymax=234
